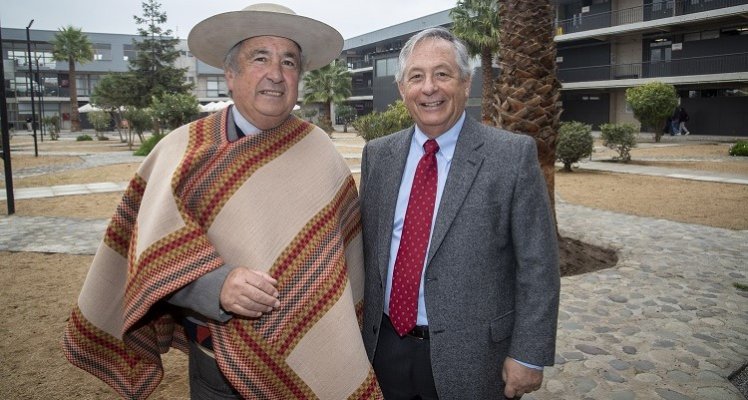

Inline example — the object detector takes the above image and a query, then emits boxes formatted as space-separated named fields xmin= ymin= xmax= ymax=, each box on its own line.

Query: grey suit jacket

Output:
xmin=359 ymin=116 xmax=560 ymax=399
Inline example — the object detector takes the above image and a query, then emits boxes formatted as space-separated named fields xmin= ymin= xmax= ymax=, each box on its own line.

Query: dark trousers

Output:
xmin=373 ymin=315 xmax=439 ymax=400
xmin=188 ymin=340 xmax=242 ymax=399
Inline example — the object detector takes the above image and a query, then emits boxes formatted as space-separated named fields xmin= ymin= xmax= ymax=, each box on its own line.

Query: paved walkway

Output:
xmin=1 ymin=133 xmax=747 ymax=399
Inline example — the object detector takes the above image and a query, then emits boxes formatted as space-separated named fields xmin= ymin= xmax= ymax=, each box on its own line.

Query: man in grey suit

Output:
xmin=359 ymin=27 xmax=560 ymax=399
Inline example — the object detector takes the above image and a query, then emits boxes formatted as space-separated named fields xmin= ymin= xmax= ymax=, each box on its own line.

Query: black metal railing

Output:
xmin=556 ymin=0 xmax=748 ymax=35
xmin=558 ymin=52 xmax=748 ymax=82
xmin=351 ymin=86 xmax=373 ymax=97
xmin=347 ymin=60 xmax=373 ymax=70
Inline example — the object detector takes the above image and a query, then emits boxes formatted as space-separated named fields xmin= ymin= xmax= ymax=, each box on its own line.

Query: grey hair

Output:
xmin=222 ymin=38 xmax=306 ymax=75
xmin=395 ymin=27 xmax=472 ymax=84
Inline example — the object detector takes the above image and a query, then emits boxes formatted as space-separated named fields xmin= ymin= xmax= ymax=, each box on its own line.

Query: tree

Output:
xmin=123 ymin=107 xmax=153 ymax=149
xmin=50 ymin=26 xmax=93 ymax=132
xmin=450 ymin=0 xmax=501 ymax=123
xmin=91 ymin=73 xmax=136 ymax=142
xmin=303 ymin=60 xmax=352 ymax=133
xmin=494 ymin=1 xmax=562 ymax=214
xmin=87 ymin=110 xmax=111 ymax=139
xmin=625 ymin=82 xmax=678 ymax=143
xmin=150 ymin=92 xmax=199 ymax=130
xmin=336 ymin=104 xmax=357 ymax=133
xmin=128 ymin=0 xmax=191 ymax=108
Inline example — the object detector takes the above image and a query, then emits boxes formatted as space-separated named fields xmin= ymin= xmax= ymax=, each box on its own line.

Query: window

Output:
xmin=76 ymin=76 xmax=86 ymax=96
xmin=75 ymin=75 xmax=100 ymax=96
xmin=206 ymin=76 xmax=227 ymax=97
xmin=9 ymin=50 xmax=30 ymax=67
xmin=93 ymin=43 xmax=111 ymax=61
xmin=376 ymin=59 xmax=387 ymax=77
xmin=375 ymin=57 xmax=398 ymax=77
xmin=123 ymin=44 xmax=137 ymax=61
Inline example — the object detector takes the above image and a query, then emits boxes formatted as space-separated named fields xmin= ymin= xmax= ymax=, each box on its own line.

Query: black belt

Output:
xmin=408 ymin=324 xmax=430 ymax=340
xmin=385 ymin=314 xmax=429 ymax=340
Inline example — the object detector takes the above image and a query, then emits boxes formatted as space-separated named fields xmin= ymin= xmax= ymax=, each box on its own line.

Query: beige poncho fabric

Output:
xmin=63 ymin=109 xmax=382 ymax=399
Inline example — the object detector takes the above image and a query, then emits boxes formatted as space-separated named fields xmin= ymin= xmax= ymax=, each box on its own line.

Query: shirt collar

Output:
xmin=413 ymin=111 xmax=465 ymax=161
xmin=231 ymin=105 xmax=258 ymax=136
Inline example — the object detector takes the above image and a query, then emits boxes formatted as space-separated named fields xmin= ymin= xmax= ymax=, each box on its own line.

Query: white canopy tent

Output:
xmin=77 ymin=103 xmax=102 ymax=113
xmin=198 ymin=101 xmax=301 ymax=113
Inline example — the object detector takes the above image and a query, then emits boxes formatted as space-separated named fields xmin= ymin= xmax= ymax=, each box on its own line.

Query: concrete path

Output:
xmin=1 ymin=133 xmax=747 ymax=399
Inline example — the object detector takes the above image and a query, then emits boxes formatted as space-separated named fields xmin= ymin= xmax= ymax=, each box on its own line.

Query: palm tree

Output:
xmin=51 ymin=26 xmax=94 ymax=132
xmin=494 ymin=1 xmax=561 ymax=214
xmin=302 ymin=60 xmax=352 ymax=133
xmin=450 ymin=0 xmax=501 ymax=124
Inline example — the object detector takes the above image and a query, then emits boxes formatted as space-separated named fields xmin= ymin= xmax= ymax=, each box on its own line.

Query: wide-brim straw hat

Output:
xmin=188 ymin=3 xmax=343 ymax=71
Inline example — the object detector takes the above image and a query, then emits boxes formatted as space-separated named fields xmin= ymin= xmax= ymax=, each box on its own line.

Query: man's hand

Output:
xmin=220 ymin=267 xmax=280 ymax=318
xmin=502 ymin=358 xmax=543 ymax=398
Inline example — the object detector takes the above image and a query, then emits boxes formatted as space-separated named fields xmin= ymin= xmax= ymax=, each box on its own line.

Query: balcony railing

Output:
xmin=558 ymin=52 xmax=748 ymax=83
xmin=347 ymin=60 xmax=374 ymax=70
xmin=556 ymin=0 xmax=748 ymax=35
xmin=351 ymin=86 xmax=374 ymax=97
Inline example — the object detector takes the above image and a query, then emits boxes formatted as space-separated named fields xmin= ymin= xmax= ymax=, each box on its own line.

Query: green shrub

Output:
xmin=556 ymin=121 xmax=593 ymax=171
xmin=76 ymin=134 xmax=93 ymax=141
xmin=150 ymin=93 xmax=199 ymax=130
xmin=728 ymin=140 xmax=748 ymax=157
xmin=600 ymin=123 xmax=637 ymax=162
xmin=353 ymin=100 xmax=413 ymax=142
xmin=134 ymin=133 xmax=165 ymax=156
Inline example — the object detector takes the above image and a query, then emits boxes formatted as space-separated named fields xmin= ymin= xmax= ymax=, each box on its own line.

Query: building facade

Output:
xmin=4 ymin=2 xmax=747 ymax=136
xmin=1 ymin=27 xmax=229 ymax=131
xmin=339 ymin=9 xmax=485 ymax=122
xmin=555 ymin=0 xmax=748 ymax=135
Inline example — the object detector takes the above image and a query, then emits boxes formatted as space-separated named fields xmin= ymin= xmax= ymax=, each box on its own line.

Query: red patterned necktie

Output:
xmin=389 ymin=139 xmax=439 ymax=336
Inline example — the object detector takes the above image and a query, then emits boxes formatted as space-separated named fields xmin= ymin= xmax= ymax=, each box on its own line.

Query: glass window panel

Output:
xmin=376 ymin=59 xmax=387 ymax=77
xmin=93 ymin=43 xmax=111 ymax=61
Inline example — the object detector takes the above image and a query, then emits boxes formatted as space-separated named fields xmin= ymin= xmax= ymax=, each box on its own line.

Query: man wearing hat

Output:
xmin=63 ymin=4 xmax=381 ymax=399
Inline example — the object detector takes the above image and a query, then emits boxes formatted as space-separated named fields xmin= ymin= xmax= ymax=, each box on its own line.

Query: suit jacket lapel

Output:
xmin=376 ymin=128 xmax=414 ymax=281
xmin=427 ymin=117 xmax=485 ymax=265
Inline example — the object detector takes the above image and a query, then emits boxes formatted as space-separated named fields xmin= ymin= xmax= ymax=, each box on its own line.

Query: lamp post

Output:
xmin=26 ymin=19 xmax=38 ymax=156
xmin=1 ymin=19 xmax=16 ymax=214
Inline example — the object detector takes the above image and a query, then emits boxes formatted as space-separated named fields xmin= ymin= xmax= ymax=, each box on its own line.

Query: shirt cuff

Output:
xmin=512 ymin=358 xmax=544 ymax=371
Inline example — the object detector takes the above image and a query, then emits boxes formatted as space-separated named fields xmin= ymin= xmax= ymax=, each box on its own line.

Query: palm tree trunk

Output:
xmin=68 ymin=59 xmax=81 ymax=132
xmin=480 ymin=47 xmax=494 ymax=125
xmin=494 ymin=0 xmax=561 ymax=218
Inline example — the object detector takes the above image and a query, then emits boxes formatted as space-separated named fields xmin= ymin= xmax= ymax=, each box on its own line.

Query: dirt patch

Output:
xmin=7 ymin=163 xmax=139 ymax=188
xmin=556 ymin=169 xmax=748 ymax=230
xmin=0 ymin=251 xmax=189 ymax=400
xmin=3 ymin=154 xmax=83 ymax=171
xmin=559 ymin=236 xmax=618 ymax=277
xmin=7 ymin=193 xmax=123 ymax=219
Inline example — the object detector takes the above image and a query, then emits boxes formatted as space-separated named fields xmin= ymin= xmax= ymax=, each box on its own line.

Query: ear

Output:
xmin=225 ymin=69 xmax=235 ymax=91
xmin=397 ymin=82 xmax=406 ymax=100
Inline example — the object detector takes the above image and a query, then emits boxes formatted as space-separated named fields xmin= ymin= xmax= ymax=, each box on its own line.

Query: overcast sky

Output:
xmin=2 ymin=0 xmax=457 ymax=39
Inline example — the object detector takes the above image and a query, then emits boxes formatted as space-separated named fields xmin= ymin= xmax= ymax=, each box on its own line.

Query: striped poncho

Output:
xmin=63 ymin=109 xmax=382 ymax=399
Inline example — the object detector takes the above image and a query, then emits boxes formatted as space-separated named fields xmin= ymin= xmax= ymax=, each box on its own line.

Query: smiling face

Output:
xmin=398 ymin=37 xmax=471 ymax=139
xmin=225 ymin=36 xmax=301 ymax=130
